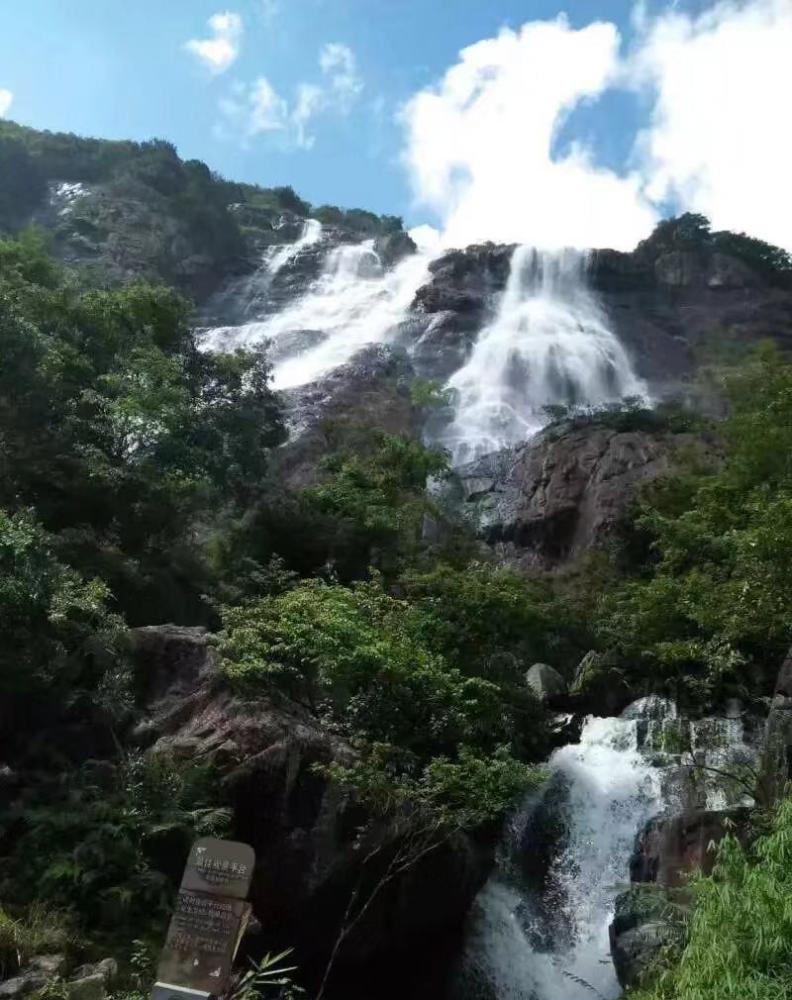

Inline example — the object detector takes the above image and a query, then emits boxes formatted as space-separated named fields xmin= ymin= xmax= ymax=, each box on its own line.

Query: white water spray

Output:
xmin=459 ymin=702 xmax=668 ymax=1000
xmin=203 ymin=237 xmax=431 ymax=390
xmin=458 ymin=696 xmax=760 ymax=1000
xmin=265 ymin=217 xmax=323 ymax=275
xmin=442 ymin=246 xmax=647 ymax=465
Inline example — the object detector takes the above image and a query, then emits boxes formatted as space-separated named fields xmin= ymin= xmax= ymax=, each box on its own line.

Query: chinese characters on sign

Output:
xmin=154 ymin=838 xmax=256 ymax=998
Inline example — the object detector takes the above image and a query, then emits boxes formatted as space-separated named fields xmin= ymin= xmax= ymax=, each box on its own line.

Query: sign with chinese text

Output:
xmin=154 ymin=838 xmax=256 ymax=996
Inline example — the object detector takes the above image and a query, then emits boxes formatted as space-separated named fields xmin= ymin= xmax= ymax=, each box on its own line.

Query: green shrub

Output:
xmin=632 ymin=797 xmax=792 ymax=1000
xmin=0 ymin=905 xmax=75 ymax=978
xmin=220 ymin=575 xmax=547 ymax=827
xmin=594 ymin=344 xmax=792 ymax=703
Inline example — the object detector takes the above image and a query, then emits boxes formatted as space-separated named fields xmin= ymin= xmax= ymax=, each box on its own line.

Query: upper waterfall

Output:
xmin=202 ymin=230 xmax=431 ymax=391
xmin=440 ymin=245 xmax=647 ymax=465
xmin=266 ymin=217 xmax=323 ymax=276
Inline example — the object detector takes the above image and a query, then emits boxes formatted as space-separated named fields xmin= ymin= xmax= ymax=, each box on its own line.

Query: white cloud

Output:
xmin=0 ymin=88 xmax=13 ymax=118
xmin=292 ymin=83 xmax=325 ymax=149
xmin=630 ymin=0 xmax=792 ymax=249
xmin=218 ymin=41 xmax=363 ymax=150
xmin=248 ymin=77 xmax=288 ymax=133
xmin=319 ymin=42 xmax=364 ymax=107
xmin=218 ymin=76 xmax=287 ymax=144
xmin=186 ymin=11 xmax=243 ymax=75
xmin=401 ymin=16 xmax=657 ymax=251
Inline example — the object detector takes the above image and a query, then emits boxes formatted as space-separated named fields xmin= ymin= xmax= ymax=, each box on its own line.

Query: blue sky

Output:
xmin=1 ymin=0 xmax=791 ymax=250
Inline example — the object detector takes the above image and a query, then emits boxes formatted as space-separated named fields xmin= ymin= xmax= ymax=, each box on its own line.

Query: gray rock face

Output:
xmin=446 ymin=423 xmax=705 ymax=569
xmin=525 ymin=663 xmax=567 ymax=702
xmin=276 ymin=344 xmax=420 ymax=489
xmin=131 ymin=624 xmax=490 ymax=1000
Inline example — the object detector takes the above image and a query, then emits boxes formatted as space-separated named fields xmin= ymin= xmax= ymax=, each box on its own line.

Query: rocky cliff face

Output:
xmin=437 ymin=422 xmax=713 ymax=570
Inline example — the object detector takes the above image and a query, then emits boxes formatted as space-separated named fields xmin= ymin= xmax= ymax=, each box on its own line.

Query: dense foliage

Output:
xmin=0 ymin=231 xmax=285 ymax=629
xmin=0 ymin=755 xmax=230 ymax=946
xmin=632 ymin=796 xmax=792 ymax=1000
xmin=0 ymin=121 xmax=406 ymax=265
xmin=638 ymin=211 xmax=792 ymax=285
xmin=219 ymin=566 xmax=572 ymax=825
xmin=593 ymin=343 xmax=792 ymax=705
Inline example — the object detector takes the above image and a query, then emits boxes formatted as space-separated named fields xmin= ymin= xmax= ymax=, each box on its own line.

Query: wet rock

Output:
xmin=411 ymin=243 xmax=513 ymax=330
xmin=374 ymin=230 xmax=416 ymax=267
xmin=629 ymin=808 xmax=752 ymax=886
xmin=610 ymin=902 xmax=675 ymax=989
xmin=569 ymin=651 xmax=634 ymax=716
xmin=445 ymin=423 xmax=707 ymax=570
xmin=276 ymin=345 xmax=420 ymax=489
xmin=525 ymin=664 xmax=567 ymax=703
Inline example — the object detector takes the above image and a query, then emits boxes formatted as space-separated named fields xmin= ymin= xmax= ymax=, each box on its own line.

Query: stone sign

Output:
xmin=179 ymin=838 xmax=255 ymax=900
xmin=154 ymin=838 xmax=256 ymax=997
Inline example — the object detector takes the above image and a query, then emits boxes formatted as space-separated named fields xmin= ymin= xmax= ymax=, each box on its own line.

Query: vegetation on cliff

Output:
xmin=592 ymin=342 xmax=792 ymax=706
xmin=631 ymin=796 xmax=792 ymax=1000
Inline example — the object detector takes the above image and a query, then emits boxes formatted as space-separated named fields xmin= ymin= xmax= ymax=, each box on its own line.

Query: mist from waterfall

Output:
xmin=441 ymin=245 xmax=647 ymax=465
xmin=202 ymin=231 xmax=431 ymax=391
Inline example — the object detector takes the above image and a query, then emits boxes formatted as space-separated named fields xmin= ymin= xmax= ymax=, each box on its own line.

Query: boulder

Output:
xmin=65 ymin=975 xmax=105 ymax=1000
xmin=569 ymin=651 xmax=634 ymax=716
xmin=610 ymin=895 xmax=675 ymax=989
xmin=0 ymin=974 xmax=44 ymax=999
xmin=629 ymin=808 xmax=752 ymax=887
xmin=525 ymin=663 xmax=567 ymax=702
xmin=131 ymin=624 xmax=491 ymax=1000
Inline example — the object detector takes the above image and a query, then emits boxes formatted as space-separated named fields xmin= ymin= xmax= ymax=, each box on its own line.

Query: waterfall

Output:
xmin=457 ymin=704 xmax=666 ymax=1000
xmin=457 ymin=698 xmax=760 ymax=1000
xmin=441 ymin=246 xmax=647 ymax=465
xmin=202 ymin=238 xmax=431 ymax=390
xmin=265 ymin=217 xmax=323 ymax=275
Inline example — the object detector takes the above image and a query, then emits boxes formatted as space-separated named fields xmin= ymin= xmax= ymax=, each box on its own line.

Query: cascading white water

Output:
xmin=265 ymin=217 xmax=323 ymax=275
xmin=202 ymin=236 xmax=431 ymax=390
xmin=457 ymin=697 xmax=760 ymax=1000
xmin=441 ymin=246 xmax=647 ymax=465
xmin=458 ymin=704 xmax=666 ymax=1000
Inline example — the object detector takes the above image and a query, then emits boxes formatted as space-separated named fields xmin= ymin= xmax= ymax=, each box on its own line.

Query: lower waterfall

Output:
xmin=455 ymin=698 xmax=758 ymax=1000
xmin=457 ymin=704 xmax=665 ymax=1000
xmin=441 ymin=246 xmax=647 ymax=465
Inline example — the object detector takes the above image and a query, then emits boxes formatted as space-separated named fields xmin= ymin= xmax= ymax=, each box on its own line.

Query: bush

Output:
xmin=594 ymin=343 xmax=792 ymax=704
xmin=632 ymin=797 xmax=792 ymax=1000
xmin=0 ymin=905 xmax=75 ymax=978
xmin=0 ymin=755 xmax=230 ymax=935
xmin=220 ymin=574 xmax=548 ymax=827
